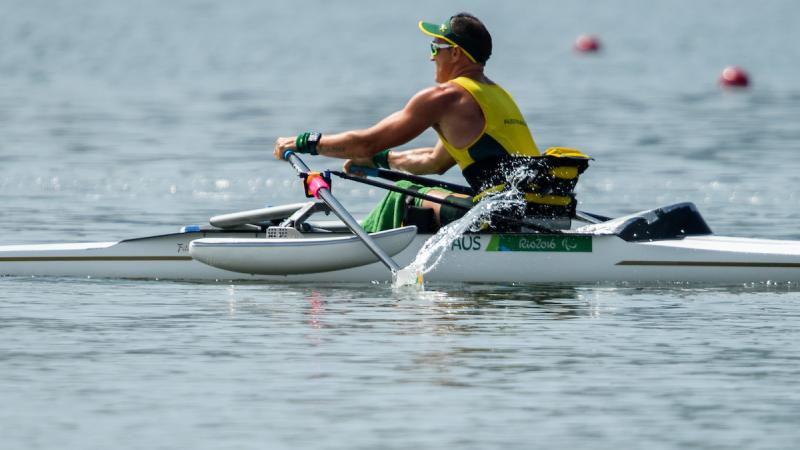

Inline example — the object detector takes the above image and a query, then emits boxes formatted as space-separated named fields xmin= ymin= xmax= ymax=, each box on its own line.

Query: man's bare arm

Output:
xmin=273 ymin=85 xmax=459 ymax=160
xmin=342 ymin=140 xmax=456 ymax=176
xmin=388 ymin=140 xmax=456 ymax=175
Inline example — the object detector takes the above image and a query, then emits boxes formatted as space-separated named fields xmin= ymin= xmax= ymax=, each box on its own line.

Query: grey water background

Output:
xmin=2 ymin=0 xmax=800 ymax=448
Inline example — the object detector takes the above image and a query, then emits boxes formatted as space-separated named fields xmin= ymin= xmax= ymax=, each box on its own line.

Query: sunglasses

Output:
xmin=430 ymin=41 xmax=456 ymax=58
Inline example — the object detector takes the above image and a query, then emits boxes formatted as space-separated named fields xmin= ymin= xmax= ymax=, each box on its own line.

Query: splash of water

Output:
xmin=408 ymin=196 xmax=514 ymax=274
xmin=403 ymin=190 xmax=527 ymax=278
xmin=392 ymin=164 xmax=542 ymax=289
xmin=391 ymin=198 xmax=511 ymax=291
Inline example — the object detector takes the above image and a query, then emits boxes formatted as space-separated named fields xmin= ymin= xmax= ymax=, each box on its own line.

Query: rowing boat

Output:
xmin=3 ymin=200 xmax=800 ymax=284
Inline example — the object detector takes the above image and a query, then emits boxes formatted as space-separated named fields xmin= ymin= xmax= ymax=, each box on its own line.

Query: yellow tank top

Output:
xmin=438 ymin=77 xmax=540 ymax=173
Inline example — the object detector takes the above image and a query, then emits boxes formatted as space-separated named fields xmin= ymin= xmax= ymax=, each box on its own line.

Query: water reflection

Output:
xmin=236 ymin=281 xmax=800 ymax=347
xmin=307 ymin=291 xmax=324 ymax=330
xmin=421 ymin=284 xmax=588 ymax=320
xmin=293 ymin=283 xmax=590 ymax=324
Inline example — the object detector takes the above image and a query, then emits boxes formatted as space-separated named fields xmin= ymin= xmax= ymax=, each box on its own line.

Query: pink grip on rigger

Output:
xmin=307 ymin=175 xmax=330 ymax=198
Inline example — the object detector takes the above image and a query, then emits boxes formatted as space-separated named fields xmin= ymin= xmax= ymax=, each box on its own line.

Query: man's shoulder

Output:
xmin=430 ymin=81 xmax=468 ymax=95
xmin=411 ymin=82 xmax=466 ymax=106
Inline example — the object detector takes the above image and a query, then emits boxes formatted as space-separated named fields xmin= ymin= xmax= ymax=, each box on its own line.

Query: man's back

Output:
xmin=433 ymin=76 xmax=490 ymax=150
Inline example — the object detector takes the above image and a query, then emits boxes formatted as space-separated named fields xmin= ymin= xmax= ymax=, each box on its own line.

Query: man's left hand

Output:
xmin=343 ymin=158 xmax=375 ymax=177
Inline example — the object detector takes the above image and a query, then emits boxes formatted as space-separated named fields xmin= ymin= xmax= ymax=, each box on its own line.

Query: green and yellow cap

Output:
xmin=419 ymin=17 xmax=485 ymax=64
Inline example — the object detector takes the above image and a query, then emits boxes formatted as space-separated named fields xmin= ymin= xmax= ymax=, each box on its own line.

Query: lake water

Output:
xmin=2 ymin=0 xmax=800 ymax=448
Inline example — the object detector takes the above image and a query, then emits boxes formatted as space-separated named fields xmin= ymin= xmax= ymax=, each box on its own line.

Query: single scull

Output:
xmin=2 ymin=201 xmax=800 ymax=284
xmin=4 ymin=154 xmax=800 ymax=284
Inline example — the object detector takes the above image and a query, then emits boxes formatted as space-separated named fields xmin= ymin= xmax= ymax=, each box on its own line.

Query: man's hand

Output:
xmin=343 ymin=157 xmax=375 ymax=176
xmin=273 ymin=136 xmax=296 ymax=160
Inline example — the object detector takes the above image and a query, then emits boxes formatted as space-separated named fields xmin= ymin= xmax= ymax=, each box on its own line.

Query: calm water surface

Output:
xmin=2 ymin=0 xmax=800 ymax=448
xmin=3 ymin=280 xmax=800 ymax=449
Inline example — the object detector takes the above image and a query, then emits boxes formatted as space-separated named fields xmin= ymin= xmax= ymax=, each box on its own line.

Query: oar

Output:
xmin=350 ymin=165 xmax=475 ymax=195
xmin=283 ymin=151 xmax=422 ymax=287
xmin=331 ymin=169 xmax=559 ymax=233
xmin=331 ymin=170 xmax=476 ymax=212
xmin=349 ymin=164 xmax=611 ymax=224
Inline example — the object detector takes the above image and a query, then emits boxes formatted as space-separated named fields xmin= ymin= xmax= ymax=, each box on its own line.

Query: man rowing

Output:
xmin=273 ymin=13 xmax=587 ymax=232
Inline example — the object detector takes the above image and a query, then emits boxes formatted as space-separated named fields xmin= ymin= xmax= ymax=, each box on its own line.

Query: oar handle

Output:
xmin=349 ymin=165 xmax=380 ymax=177
xmin=283 ymin=151 xmax=402 ymax=273
xmin=285 ymin=149 xmax=311 ymax=173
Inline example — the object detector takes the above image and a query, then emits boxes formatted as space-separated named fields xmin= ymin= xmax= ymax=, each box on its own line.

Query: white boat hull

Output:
xmin=3 ymin=230 xmax=800 ymax=284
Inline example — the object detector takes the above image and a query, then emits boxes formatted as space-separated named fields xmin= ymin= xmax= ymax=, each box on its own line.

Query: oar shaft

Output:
xmin=318 ymin=190 xmax=401 ymax=272
xmin=331 ymin=171 xmax=471 ymax=211
xmin=350 ymin=165 xmax=475 ymax=195
xmin=285 ymin=152 xmax=401 ymax=273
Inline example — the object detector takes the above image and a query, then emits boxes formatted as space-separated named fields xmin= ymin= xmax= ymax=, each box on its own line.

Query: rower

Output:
xmin=273 ymin=12 xmax=589 ymax=232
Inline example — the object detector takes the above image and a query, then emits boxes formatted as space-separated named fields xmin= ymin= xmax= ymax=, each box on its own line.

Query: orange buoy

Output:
xmin=575 ymin=35 xmax=601 ymax=53
xmin=719 ymin=66 xmax=750 ymax=88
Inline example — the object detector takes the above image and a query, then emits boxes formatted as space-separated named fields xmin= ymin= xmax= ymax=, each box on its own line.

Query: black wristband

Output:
xmin=307 ymin=132 xmax=321 ymax=156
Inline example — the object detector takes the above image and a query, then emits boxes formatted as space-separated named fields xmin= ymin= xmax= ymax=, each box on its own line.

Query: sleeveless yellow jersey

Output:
xmin=437 ymin=76 xmax=539 ymax=190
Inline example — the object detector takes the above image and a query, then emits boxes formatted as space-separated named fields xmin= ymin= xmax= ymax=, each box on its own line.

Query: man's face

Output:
xmin=431 ymin=38 xmax=454 ymax=83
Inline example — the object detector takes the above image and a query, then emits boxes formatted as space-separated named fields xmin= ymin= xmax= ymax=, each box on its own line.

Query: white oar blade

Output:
xmin=393 ymin=267 xmax=424 ymax=290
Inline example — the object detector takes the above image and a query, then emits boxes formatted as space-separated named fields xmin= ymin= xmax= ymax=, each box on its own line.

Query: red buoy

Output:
xmin=575 ymin=35 xmax=601 ymax=53
xmin=719 ymin=66 xmax=750 ymax=88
